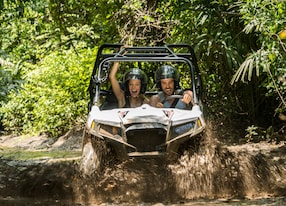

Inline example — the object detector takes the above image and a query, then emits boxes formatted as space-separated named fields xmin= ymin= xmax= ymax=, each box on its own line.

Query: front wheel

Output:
xmin=79 ymin=133 xmax=108 ymax=177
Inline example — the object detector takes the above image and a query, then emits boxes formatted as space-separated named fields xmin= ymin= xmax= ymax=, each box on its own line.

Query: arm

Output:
xmin=109 ymin=62 xmax=125 ymax=108
xmin=172 ymin=90 xmax=193 ymax=109
xmin=181 ymin=90 xmax=194 ymax=105
xmin=149 ymin=95 xmax=164 ymax=108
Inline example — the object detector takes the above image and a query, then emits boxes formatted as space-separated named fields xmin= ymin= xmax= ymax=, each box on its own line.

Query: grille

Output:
xmin=126 ymin=128 xmax=166 ymax=152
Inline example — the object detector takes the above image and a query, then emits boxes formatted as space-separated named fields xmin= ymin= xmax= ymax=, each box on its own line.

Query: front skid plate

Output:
xmin=86 ymin=126 xmax=204 ymax=159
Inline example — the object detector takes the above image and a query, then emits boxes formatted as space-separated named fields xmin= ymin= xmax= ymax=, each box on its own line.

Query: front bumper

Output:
xmin=85 ymin=104 xmax=205 ymax=158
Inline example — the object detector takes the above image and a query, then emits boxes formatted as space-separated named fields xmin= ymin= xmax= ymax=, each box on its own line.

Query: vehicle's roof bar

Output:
xmin=91 ymin=43 xmax=199 ymax=75
xmin=88 ymin=44 xmax=203 ymax=109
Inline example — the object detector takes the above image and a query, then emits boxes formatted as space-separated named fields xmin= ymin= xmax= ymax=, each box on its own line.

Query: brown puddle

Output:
xmin=0 ymin=123 xmax=285 ymax=205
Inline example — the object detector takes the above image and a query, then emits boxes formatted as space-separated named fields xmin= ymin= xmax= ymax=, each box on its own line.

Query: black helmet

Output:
xmin=155 ymin=65 xmax=180 ymax=89
xmin=123 ymin=68 xmax=148 ymax=95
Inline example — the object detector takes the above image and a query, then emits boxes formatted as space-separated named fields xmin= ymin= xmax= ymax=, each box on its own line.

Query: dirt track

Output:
xmin=0 ymin=128 xmax=286 ymax=205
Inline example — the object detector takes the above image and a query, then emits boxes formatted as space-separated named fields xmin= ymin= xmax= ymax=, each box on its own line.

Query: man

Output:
xmin=149 ymin=65 xmax=193 ymax=109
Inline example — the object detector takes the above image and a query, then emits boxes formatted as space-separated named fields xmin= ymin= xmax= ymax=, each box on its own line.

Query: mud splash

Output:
xmin=168 ymin=124 xmax=286 ymax=200
xmin=0 ymin=123 xmax=285 ymax=205
xmin=70 ymin=123 xmax=286 ymax=204
xmin=72 ymin=157 xmax=179 ymax=204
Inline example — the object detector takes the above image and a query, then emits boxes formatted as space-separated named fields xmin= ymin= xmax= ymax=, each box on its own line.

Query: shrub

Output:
xmin=1 ymin=48 xmax=96 ymax=137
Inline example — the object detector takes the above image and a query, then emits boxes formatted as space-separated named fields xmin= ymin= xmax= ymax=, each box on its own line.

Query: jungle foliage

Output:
xmin=0 ymin=0 xmax=285 ymax=140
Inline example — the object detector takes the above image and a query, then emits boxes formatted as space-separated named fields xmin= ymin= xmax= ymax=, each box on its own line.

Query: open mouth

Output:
xmin=131 ymin=90 xmax=139 ymax=96
xmin=165 ymin=89 xmax=173 ymax=95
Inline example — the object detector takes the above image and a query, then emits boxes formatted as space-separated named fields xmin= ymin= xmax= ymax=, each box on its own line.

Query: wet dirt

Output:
xmin=0 ymin=124 xmax=285 ymax=205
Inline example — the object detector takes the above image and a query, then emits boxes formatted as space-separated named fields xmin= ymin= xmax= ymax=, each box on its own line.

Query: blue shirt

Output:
xmin=157 ymin=92 xmax=186 ymax=109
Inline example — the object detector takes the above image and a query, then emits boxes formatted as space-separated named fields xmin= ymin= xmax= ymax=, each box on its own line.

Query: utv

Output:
xmin=80 ymin=44 xmax=205 ymax=175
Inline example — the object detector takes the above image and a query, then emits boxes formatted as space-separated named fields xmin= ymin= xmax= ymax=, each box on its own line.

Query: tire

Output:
xmin=80 ymin=134 xmax=108 ymax=177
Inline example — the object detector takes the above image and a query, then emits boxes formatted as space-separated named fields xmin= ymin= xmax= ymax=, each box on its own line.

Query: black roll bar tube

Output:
xmin=93 ymin=56 xmax=198 ymax=105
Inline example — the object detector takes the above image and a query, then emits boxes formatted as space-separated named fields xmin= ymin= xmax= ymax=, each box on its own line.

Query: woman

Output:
xmin=109 ymin=62 xmax=148 ymax=108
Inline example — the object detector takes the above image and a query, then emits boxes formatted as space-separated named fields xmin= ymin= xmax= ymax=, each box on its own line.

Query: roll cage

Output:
xmin=88 ymin=44 xmax=203 ymax=111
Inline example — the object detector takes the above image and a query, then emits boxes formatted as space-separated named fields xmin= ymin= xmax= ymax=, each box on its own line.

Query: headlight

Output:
xmin=174 ymin=122 xmax=194 ymax=135
xmin=91 ymin=121 xmax=121 ymax=138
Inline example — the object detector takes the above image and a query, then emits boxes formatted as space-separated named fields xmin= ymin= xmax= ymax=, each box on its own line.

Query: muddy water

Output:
xmin=168 ymin=136 xmax=286 ymax=200
xmin=0 ymin=124 xmax=285 ymax=205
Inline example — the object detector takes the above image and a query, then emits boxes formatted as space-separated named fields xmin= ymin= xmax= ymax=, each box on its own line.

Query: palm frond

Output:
xmin=231 ymin=54 xmax=255 ymax=84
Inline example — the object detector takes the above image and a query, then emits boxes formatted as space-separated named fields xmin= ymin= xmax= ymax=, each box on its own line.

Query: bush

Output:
xmin=1 ymin=48 xmax=96 ymax=137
